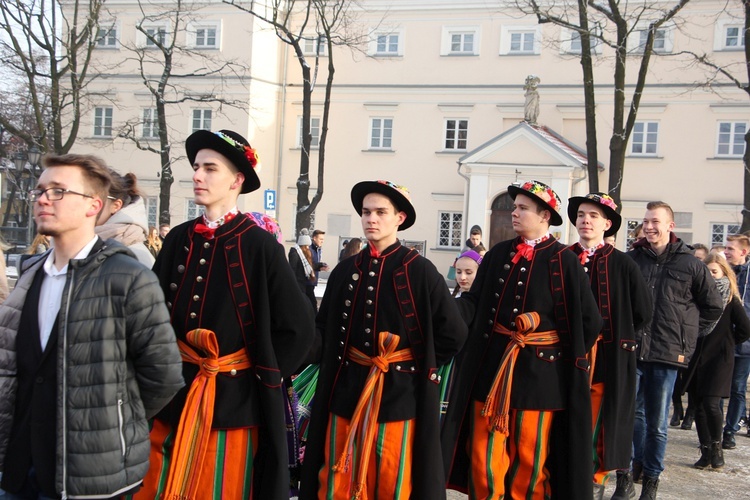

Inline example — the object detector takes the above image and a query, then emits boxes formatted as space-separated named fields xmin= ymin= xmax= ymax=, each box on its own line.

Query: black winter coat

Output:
xmin=627 ymin=236 xmax=722 ymax=368
xmin=684 ymin=296 xmax=750 ymax=397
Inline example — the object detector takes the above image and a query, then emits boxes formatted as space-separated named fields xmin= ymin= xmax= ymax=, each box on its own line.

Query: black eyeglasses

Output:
xmin=28 ymin=188 xmax=94 ymax=202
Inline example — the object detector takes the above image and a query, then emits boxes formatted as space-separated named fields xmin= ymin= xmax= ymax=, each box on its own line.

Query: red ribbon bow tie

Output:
xmin=512 ymin=242 xmax=534 ymax=264
xmin=194 ymin=223 xmax=215 ymax=239
xmin=579 ymin=250 xmax=589 ymax=266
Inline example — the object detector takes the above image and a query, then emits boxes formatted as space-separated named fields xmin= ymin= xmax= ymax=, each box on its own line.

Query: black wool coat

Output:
xmin=569 ymin=243 xmax=653 ymax=470
xmin=442 ymin=236 xmax=602 ymax=500
xmin=153 ymin=213 xmax=315 ymax=500
xmin=299 ymin=243 xmax=467 ymax=499
xmin=684 ymin=296 xmax=750 ymax=397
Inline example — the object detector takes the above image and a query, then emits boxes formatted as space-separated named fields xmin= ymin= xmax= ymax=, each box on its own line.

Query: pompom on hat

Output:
xmin=186 ymin=129 xmax=261 ymax=194
xmin=297 ymin=228 xmax=312 ymax=246
xmin=350 ymin=180 xmax=416 ymax=231
xmin=567 ymin=192 xmax=621 ymax=237
xmin=507 ymin=180 xmax=563 ymax=226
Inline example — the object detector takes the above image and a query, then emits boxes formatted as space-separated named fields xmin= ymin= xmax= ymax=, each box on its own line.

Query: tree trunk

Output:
xmin=295 ymin=48 xmax=314 ymax=235
xmin=578 ymin=0 xmax=599 ymax=193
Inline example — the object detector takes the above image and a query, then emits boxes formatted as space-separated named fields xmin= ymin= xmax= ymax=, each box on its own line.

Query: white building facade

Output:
xmin=70 ymin=0 xmax=747 ymax=272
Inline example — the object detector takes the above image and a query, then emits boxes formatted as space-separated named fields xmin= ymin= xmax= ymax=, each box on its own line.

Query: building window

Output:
xmin=716 ymin=122 xmax=747 ymax=157
xmin=723 ymin=25 xmax=745 ymax=49
xmin=186 ymin=200 xmax=205 ymax=220
xmin=711 ymin=223 xmax=741 ymax=246
xmin=303 ymin=35 xmax=327 ymax=56
xmin=564 ymin=29 xmax=600 ymax=55
xmin=143 ymin=25 xmax=168 ymax=47
xmin=445 ymin=119 xmax=468 ymax=150
xmin=370 ymin=118 xmax=393 ymax=149
xmin=634 ymin=26 xmax=672 ymax=54
xmin=191 ymin=109 xmax=212 ymax=133
xmin=96 ymin=23 xmax=118 ymax=48
xmin=626 ymin=219 xmax=642 ymax=250
xmin=438 ymin=211 xmax=463 ymax=248
xmin=297 ymin=117 xmax=321 ymax=148
xmin=193 ymin=24 xmax=219 ymax=48
xmin=509 ymin=31 xmax=535 ymax=54
xmin=146 ymin=196 xmax=158 ymax=228
xmin=630 ymin=121 xmax=659 ymax=156
xmin=451 ymin=32 xmax=474 ymax=54
xmin=93 ymin=107 xmax=113 ymax=137
xmin=375 ymin=33 xmax=400 ymax=55
xmin=142 ymin=108 xmax=159 ymax=138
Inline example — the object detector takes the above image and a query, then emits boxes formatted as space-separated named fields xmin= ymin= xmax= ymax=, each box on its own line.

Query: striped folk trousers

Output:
xmin=317 ymin=413 xmax=415 ymax=500
xmin=469 ymin=401 xmax=554 ymax=500
xmin=131 ymin=419 xmax=259 ymax=500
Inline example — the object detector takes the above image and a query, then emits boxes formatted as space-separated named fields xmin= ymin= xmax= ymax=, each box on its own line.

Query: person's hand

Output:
xmin=321 ymin=263 xmax=330 ymax=271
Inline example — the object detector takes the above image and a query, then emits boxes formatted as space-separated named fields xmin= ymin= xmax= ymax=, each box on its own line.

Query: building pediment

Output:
xmin=459 ymin=121 xmax=593 ymax=170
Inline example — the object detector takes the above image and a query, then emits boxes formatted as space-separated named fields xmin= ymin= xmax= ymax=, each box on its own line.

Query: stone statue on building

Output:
xmin=524 ymin=75 xmax=541 ymax=125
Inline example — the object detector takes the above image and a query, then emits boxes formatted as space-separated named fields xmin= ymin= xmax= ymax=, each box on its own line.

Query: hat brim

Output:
xmin=186 ymin=130 xmax=261 ymax=194
xmin=351 ymin=181 xmax=416 ymax=231
xmin=567 ymin=197 xmax=622 ymax=237
xmin=508 ymin=185 xmax=563 ymax=226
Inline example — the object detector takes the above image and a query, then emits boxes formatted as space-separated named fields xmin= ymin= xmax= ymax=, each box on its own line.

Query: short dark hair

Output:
xmin=470 ymin=225 xmax=482 ymax=236
xmin=312 ymin=229 xmax=326 ymax=237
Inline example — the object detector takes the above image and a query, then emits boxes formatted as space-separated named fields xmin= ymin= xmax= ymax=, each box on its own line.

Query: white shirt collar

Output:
xmin=43 ymin=236 xmax=99 ymax=277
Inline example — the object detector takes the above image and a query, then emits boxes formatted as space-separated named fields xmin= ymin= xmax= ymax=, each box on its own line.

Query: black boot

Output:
xmin=722 ymin=431 xmax=736 ymax=449
xmin=669 ymin=411 xmax=682 ymax=427
xmin=610 ymin=470 xmax=636 ymax=500
xmin=711 ymin=441 xmax=725 ymax=469
xmin=680 ymin=409 xmax=695 ymax=430
xmin=632 ymin=462 xmax=643 ymax=484
xmin=638 ymin=476 xmax=659 ymax=500
xmin=594 ymin=482 xmax=605 ymax=500
xmin=694 ymin=444 xmax=710 ymax=469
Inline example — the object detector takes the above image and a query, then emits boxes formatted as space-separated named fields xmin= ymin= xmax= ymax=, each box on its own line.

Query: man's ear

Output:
xmin=231 ymin=172 xmax=246 ymax=191
xmin=87 ymin=197 xmax=105 ymax=218
xmin=604 ymin=219 xmax=613 ymax=231
xmin=397 ymin=211 xmax=407 ymax=226
xmin=541 ymin=209 xmax=551 ymax=223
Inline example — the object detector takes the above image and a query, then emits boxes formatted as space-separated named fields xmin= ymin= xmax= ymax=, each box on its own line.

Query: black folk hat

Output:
xmin=350 ymin=180 xmax=416 ymax=231
xmin=185 ymin=129 xmax=261 ymax=194
xmin=507 ymin=180 xmax=563 ymax=226
xmin=567 ymin=192 xmax=621 ymax=237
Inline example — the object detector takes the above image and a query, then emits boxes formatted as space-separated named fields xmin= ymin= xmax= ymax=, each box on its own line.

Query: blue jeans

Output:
xmin=633 ymin=361 xmax=678 ymax=478
xmin=724 ymin=356 xmax=750 ymax=434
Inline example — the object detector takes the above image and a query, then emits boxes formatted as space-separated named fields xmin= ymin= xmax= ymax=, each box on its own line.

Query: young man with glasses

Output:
xmin=0 ymin=154 xmax=184 ymax=499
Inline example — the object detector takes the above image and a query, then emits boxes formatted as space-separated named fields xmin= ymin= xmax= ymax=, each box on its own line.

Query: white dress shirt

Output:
xmin=38 ymin=236 xmax=98 ymax=351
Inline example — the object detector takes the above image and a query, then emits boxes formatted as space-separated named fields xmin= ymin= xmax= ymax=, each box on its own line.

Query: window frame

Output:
xmin=142 ymin=108 xmax=159 ymax=139
xmin=500 ymin=25 xmax=541 ymax=55
xmin=188 ymin=21 xmax=221 ymax=50
xmin=561 ymin=27 xmax=602 ymax=55
xmin=441 ymin=26 xmax=480 ymax=56
xmin=631 ymin=24 xmax=674 ymax=54
xmin=93 ymin=106 xmax=113 ymax=137
xmin=629 ymin=121 xmax=660 ymax=156
xmin=716 ymin=121 xmax=748 ymax=158
xmin=146 ymin=196 xmax=158 ymax=229
xmin=302 ymin=35 xmax=328 ymax=57
xmin=297 ymin=116 xmax=321 ymax=148
xmin=186 ymin=199 xmax=205 ymax=220
xmin=370 ymin=30 xmax=403 ymax=57
xmin=369 ymin=117 xmax=394 ymax=150
xmin=444 ymin=119 xmax=469 ymax=151
xmin=715 ymin=20 xmax=746 ymax=51
xmin=191 ymin=109 xmax=212 ymax=133
xmin=95 ymin=21 xmax=119 ymax=49
xmin=711 ymin=222 xmax=742 ymax=246
xmin=140 ymin=22 xmax=170 ymax=48
xmin=437 ymin=210 xmax=464 ymax=249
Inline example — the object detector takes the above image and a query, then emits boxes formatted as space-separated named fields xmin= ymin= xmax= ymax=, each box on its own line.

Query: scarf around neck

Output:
xmin=295 ymin=245 xmax=315 ymax=279
xmin=699 ymin=276 xmax=731 ymax=337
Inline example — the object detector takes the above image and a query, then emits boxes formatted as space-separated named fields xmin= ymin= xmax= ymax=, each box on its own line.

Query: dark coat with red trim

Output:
xmin=569 ymin=243 xmax=652 ymax=470
xmin=684 ymin=296 xmax=750 ymax=398
xmin=299 ymin=242 xmax=467 ymax=499
xmin=153 ymin=213 xmax=315 ymax=500
xmin=441 ymin=236 xmax=601 ymax=500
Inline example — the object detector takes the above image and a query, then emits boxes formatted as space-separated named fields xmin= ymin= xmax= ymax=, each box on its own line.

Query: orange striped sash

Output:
xmin=483 ymin=313 xmax=559 ymax=435
xmin=333 ymin=331 xmax=414 ymax=500
xmin=163 ymin=329 xmax=252 ymax=500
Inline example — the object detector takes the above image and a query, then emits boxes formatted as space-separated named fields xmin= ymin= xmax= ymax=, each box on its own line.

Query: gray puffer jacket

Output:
xmin=627 ymin=235 xmax=723 ymax=368
xmin=0 ymin=239 xmax=184 ymax=498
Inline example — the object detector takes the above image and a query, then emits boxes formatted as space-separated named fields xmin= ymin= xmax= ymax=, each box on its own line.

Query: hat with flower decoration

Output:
xmin=507 ymin=180 xmax=563 ymax=226
xmin=350 ymin=180 xmax=416 ymax=231
xmin=567 ymin=192 xmax=621 ymax=237
xmin=186 ymin=129 xmax=261 ymax=194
